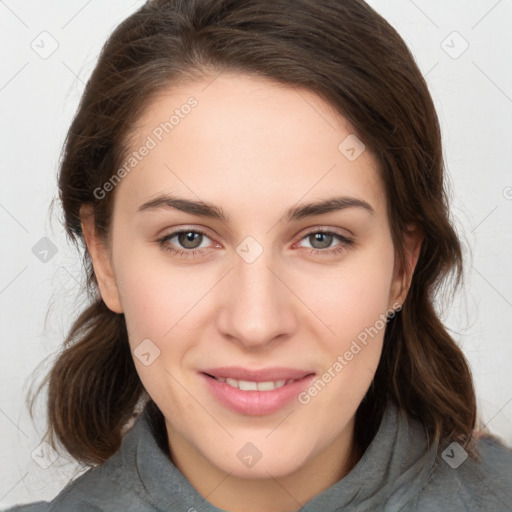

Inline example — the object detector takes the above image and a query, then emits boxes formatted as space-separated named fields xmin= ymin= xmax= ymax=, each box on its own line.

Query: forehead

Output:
xmin=115 ymin=72 xmax=386 ymax=219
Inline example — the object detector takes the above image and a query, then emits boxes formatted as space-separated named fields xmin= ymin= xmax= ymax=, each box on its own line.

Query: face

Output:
xmin=83 ymin=72 xmax=419 ymax=482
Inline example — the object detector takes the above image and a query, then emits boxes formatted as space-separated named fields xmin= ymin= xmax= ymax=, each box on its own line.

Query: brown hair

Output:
xmin=29 ymin=0 xmax=477 ymax=465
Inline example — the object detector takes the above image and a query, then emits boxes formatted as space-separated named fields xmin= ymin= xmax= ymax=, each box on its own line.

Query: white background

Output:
xmin=1 ymin=0 xmax=511 ymax=508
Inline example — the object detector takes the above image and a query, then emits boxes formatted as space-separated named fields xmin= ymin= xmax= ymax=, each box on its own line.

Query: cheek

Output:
xmin=114 ymin=244 xmax=211 ymax=342
xmin=298 ymin=237 xmax=395 ymax=409
xmin=113 ymin=249 xmax=207 ymax=413
xmin=308 ymin=239 xmax=395 ymax=343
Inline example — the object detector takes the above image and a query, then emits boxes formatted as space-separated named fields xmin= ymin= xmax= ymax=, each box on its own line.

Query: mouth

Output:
xmin=199 ymin=367 xmax=316 ymax=416
xmin=203 ymin=374 xmax=300 ymax=391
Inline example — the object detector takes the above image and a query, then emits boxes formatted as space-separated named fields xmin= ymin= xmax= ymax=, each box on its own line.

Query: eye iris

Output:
xmin=178 ymin=231 xmax=202 ymax=249
xmin=310 ymin=232 xmax=333 ymax=249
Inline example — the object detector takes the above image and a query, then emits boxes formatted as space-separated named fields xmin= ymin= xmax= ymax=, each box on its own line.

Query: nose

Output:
xmin=216 ymin=250 xmax=298 ymax=349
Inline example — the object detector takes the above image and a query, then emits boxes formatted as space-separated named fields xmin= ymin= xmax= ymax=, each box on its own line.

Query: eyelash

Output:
xmin=156 ymin=228 xmax=353 ymax=259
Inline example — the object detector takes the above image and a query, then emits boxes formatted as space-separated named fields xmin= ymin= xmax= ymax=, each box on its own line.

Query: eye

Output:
xmin=296 ymin=229 xmax=353 ymax=256
xmin=156 ymin=228 xmax=217 ymax=258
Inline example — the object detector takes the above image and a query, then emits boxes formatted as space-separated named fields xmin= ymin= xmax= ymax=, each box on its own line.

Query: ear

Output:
xmin=80 ymin=204 xmax=123 ymax=314
xmin=389 ymin=223 xmax=423 ymax=309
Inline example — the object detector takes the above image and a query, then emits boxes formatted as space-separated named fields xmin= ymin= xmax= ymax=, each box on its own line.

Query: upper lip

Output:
xmin=201 ymin=366 xmax=315 ymax=382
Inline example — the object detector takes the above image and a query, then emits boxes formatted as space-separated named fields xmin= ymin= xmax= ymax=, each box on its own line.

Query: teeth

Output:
xmin=216 ymin=377 xmax=294 ymax=391
xmin=239 ymin=380 xmax=258 ymax=391
xmin=256 ymin=381 xmax=280 ymax=391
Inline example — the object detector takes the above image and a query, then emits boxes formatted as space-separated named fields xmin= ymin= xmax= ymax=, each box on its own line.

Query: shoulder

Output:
xmin=3 ymin=501 xmax=101 ymax=512
xmin=3 ymin=411 xmax=159 ymax=512
xmin=4 ymin=459 xmax=155 ymax=512
xmin=2 ymin=503 xmax=52 ymax=512
xmin=2 ymin=462 xmax=148 ymax=511
xmin=413 ymin=433 xmax=512 ymax=511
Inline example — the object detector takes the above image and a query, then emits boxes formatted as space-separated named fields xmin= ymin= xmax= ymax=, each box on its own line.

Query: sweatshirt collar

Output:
xmin=122 ymin=401 xmax=438 ymax=512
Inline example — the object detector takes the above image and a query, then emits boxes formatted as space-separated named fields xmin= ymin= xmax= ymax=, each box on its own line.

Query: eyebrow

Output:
xmin=137 ymin=194 xmax=375 ymax=223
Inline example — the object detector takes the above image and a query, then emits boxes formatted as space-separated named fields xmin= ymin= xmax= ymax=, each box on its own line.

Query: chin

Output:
xmin=202 ymin=434 xmax=316 ymax=480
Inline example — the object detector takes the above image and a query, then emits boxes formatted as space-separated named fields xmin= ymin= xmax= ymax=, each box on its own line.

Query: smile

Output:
xmin=200 ymin=371 xmax=316 ymax=415
xmin=209 ymin=376 xmax=298 ymax=391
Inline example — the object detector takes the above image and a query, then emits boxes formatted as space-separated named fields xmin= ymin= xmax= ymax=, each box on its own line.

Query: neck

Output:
xmin=165 ymin=416 xmax=361 ymax=512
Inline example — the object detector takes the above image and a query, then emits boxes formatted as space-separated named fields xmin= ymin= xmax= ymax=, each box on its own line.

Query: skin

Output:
xmin=81 ymin=72 xmax=422 ymax=512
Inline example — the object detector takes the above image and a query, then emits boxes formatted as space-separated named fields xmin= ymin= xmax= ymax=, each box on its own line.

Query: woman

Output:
xmin=9 ymin=0 xmax=512 ymax=510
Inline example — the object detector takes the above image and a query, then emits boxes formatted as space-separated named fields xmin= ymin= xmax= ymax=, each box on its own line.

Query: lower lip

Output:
xmin=200 ymin=373 xmax=316 ymax=416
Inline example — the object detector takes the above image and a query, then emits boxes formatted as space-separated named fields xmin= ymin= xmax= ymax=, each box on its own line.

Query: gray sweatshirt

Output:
xmin=6 ymin=402 xmax=512 ymax=511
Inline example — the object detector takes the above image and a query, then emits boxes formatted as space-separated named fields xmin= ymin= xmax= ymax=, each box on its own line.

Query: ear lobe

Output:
xmin=79 ymin=204 xmax=123 ymax=314
xmin=389 ymin=223 xmax=423 ymax=307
